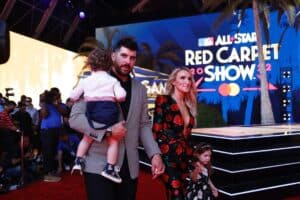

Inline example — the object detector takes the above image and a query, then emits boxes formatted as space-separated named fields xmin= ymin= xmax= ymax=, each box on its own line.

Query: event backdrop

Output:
xmin=96 ymin=9 xmax=300 ymax=125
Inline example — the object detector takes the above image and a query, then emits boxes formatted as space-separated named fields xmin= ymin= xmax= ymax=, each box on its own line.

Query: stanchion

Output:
xmin=18 ymin=129 xmax=25 ymax=188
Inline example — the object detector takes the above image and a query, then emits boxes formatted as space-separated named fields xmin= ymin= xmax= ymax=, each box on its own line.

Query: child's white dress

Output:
xmin=185 ymin=167 xmax=212 ymax=200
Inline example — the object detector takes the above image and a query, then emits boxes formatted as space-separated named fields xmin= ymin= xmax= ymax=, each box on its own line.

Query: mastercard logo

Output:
xmin=218 ymin=83 xmax=240 ymax=96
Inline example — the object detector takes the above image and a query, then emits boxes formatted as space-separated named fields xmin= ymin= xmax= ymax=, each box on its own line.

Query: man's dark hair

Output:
xmin=18 ymin=102 xmax=26 ymax=108
xmin=87 ymin=47 xmax=112 ymax=72
xmin=113 ymin=37 xmax=138 ymax=52
xmin=5 ymin=100 xmax=16 ymax=107
xmin=50 ymin=87 xmax=60 ymax=94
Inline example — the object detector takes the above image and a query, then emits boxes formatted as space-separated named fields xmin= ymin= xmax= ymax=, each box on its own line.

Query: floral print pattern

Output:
xmin=185 ymin=168 xmax=212 ymax=200
xmin=153 ymin=95 xmax=195 ymax=200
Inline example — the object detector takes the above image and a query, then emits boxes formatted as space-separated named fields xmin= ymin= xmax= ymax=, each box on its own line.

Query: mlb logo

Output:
xmin=198 ymin=37 xmax=214 ymax=47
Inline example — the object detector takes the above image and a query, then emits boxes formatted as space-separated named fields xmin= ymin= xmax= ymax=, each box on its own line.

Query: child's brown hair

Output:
xmin=192 ymin=142 xmax=213 ymax=175
xmin=87 ymin=47 xmax=112 ymax=72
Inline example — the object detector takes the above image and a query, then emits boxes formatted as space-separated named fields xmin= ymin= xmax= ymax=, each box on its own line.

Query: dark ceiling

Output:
xmin=0 ymin=0 xmax=205 ymax=52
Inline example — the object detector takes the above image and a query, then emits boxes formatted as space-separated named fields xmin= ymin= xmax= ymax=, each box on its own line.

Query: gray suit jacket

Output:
xmin=69 ymin=79 xmax=161 ymax=179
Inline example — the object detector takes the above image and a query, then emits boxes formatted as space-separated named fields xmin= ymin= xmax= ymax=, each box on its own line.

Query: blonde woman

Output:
xmin=152 ymin=67 xmax=197 ymax=200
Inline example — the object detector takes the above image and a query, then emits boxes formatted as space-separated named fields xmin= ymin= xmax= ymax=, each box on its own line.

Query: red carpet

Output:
xmin=1 ymin=170 xmax=300 ymax=200
xmin=0 ymin=169 xmax=166 ymax=200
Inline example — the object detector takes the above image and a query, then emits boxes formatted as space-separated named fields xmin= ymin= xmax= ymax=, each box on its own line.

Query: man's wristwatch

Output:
xmin=105 ymin=127 xmax=112 ymax=137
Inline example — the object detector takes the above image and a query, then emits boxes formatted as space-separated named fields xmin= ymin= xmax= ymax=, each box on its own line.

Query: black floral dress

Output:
xmin=185 ymin=167 xmax=212 ymax=200
xmin=152 ymin=95 xmax=195 ymax=200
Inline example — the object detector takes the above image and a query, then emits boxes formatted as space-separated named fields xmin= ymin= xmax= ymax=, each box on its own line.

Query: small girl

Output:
xmin=186 ymin=143 xmax=218 ymax=200
xmin=69 ymin=47 xmax=126 ymax=183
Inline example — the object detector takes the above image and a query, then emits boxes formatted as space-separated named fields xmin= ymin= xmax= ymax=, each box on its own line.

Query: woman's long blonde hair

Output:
xmin=166 ymin=67 xmax=197 ymax=117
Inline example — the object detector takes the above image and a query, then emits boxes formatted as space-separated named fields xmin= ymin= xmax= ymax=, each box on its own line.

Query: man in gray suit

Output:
xmin=69 ymin=37 xmax=164 ymax=200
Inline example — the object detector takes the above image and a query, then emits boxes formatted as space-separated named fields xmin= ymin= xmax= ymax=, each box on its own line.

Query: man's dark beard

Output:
xmin=115 ymin=64 xmax=131 ymax=76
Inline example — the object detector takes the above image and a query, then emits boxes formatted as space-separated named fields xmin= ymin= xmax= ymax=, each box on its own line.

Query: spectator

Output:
xmin=25 ymin=97 xmax=40 ymax=151
xmin=25 ymin=97 xmax=39 ymax=129
xmin=56 ymin=132 xmax=80 ymax=175
xmin=0 ymin=101 xmax=20 ymax=155
xmin=18 ymin=95 xmax=27 ymax=105
xmin=13 ymin=103 xmax=33 ymax=139
xmin=39 ymin=89 xmax=66 ymax=182
xmin=0 ymin=136 xmax=38 ymax=187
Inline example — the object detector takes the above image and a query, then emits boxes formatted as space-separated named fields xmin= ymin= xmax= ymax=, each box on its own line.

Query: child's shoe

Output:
xmin=100 ymin=164 xmax=122 ymax=183
xmin=71 ymin=157 xmax=85 ymax=175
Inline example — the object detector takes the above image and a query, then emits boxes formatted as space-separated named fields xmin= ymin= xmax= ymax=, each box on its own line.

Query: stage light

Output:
xmin=282 ymin=70 xmax=292 ymax=78
xmin=65 ymin=0 xmax=74 ymax=9
xmin=280 ymin=67 xmax=293 ymax=123
xmin=282 ymin=112 xmax=293 ymax=122
xmin=282 ymin=85 xmax=292 ymax=93
xmin=283 ymin=99 xmax=287 ymax=107
xmin=281 ymin=69 xmax=292 ymax=78
xmin=79 ymin=11 xmax=86 ymax=19
xmin=282 ymin=99 xmax=291 ymax=106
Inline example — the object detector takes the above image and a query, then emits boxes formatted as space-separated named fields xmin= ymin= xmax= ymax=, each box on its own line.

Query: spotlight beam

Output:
xmin=33 ymin=0 xmax=58 ymax=39
xmin=62 ymin=15 xmax=80 ymax=45
xmin=0 ymin=0 xmax=17 ymax=20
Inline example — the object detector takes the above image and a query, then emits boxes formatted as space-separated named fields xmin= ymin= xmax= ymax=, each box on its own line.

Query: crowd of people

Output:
xmin=0 ymin=89 xmax=81 ymax=191
xmin=0 ymin=37 xmax=219 ymax=200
